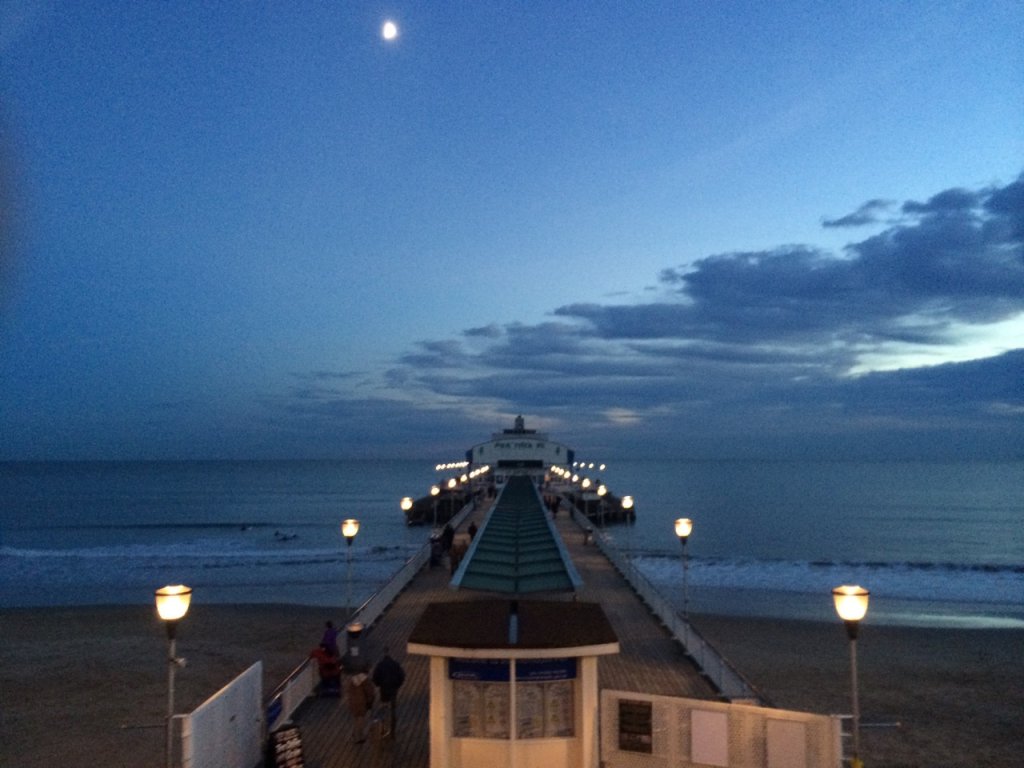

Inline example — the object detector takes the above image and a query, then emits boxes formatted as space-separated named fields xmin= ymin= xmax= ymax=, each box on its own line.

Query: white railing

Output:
xmin=265 ymin=500 xmax=479 ymax=729
xmin=265 ymin=658 xmax=317 ymax=732
xmin=570 ymin=507 xmax=762 ymax=704
xmin=346 ymin=500 xmax=478 ymax=638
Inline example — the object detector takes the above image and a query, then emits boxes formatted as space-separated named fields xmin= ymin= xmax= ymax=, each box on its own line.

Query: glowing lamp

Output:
xmin=155 ymin=585 xmax=192 ymax=623
xmin=833 ymin=585 xmax=870 ymax=625
xmin=342 ymin=518 xmax=360 ymax=544
xmin=674 ymin=517 xmax=693 ymax=540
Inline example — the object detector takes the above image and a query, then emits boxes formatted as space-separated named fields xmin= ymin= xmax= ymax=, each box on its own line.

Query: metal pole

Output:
xmin=166 ymin=633 xmax=176 ymax=768
xmin=850 ymin=633 xmax=862 ymax=767
xmin=345 ymin=546 xmax=353 ymax=620
xmin=682 ymin=538 xmax=689 ymax=619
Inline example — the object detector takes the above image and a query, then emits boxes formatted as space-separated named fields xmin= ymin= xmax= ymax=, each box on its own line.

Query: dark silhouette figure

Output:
xmin=372 ymin=647 xmax=406 ymax=737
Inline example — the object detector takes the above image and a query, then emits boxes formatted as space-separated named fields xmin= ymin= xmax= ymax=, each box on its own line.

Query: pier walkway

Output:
xmin=291 ymin=505 xmax=718 ymax=768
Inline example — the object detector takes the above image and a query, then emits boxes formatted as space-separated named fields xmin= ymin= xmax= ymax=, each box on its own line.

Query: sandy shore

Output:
xmin=0 ymin=604 xmax=332 ymax=768
xmin=2 ymin=605 xmax=1021 ymax=768
xmin=693 ymin=614 xmax=1024 ymax=768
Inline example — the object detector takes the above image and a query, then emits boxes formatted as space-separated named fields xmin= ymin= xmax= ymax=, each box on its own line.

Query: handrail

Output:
xmin=265 ymin=500 xmax=478 ymax=729
xmin=341 ymin=500 xmax=478 ymax=644
xmin=569 ymin=505 xmax=764 ymax=704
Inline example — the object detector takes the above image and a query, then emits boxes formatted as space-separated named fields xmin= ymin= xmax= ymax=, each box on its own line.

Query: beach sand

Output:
xmin=2 ymin=604 xmax=1021 ymax=767
xmin=693 ymin=614 xmax=1024 ymax=768
xmin=0 ymin=604 xmax=330 ymax=768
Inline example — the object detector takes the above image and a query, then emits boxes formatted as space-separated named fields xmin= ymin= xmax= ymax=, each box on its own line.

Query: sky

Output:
xmin=1 ymin=1 xmax=1022 ymax=461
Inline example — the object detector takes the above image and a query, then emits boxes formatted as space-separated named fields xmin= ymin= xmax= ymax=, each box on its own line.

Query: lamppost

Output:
xmin=342 ymin=519 xmax=360 ymax=618
xmin=621 ymin=495 xmax=634 ymax=520
xmin=597 ymin=484 xmax=607 ymax=527
xmin=674 ymin=518 xmax=693 ymax=618
xmin=833 ymin=585 xmax=870 ymax=768
xmin=400 ymin=496 xmax=413 ymax=525
xmin=621 ymin=496 xmax=635 ymax=558
xmin=430 ymin=484 xmax=440 ymax=527
xmin=155 ymin=584 xmax=192 ymax=768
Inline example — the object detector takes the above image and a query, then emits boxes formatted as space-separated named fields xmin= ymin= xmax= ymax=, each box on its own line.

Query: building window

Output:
xmin=450 ymin=658 xmax=577 ymax=739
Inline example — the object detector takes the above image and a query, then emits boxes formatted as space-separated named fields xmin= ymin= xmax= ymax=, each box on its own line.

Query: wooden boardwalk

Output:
xmin=292 ymin=507 xmax=718 ymax=768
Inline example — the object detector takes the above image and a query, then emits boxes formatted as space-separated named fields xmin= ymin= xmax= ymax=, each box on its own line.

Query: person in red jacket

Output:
xmin=310 ymin=643 xmax=341 ymax=696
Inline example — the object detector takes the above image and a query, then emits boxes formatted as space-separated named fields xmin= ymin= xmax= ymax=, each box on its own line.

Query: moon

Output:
xmin=382 ymin=20 xmax=398 ymax=41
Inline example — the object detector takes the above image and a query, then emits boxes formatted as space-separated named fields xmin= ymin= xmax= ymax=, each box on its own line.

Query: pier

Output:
xmin=283 ymin=480 xmax=736 ymax=767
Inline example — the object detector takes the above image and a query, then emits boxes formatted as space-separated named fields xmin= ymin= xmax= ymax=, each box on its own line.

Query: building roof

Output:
xmin=451 ymin=475 xmax=581 ymax=594
xmin=408 ymin=599 xmax=619 ymax=656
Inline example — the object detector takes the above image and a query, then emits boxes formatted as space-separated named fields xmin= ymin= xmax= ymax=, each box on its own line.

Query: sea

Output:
xmin=1 ymin=458 xmax=1021 ymax=629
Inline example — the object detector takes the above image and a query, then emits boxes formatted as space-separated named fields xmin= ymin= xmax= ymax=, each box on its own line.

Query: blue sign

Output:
xmin=449 ymin=658 xmax=510 ymax=681
xmin=449 ymin=657 xmax=576 ymax=682
xmin=516 ymin=658 xmax=576 ymax=681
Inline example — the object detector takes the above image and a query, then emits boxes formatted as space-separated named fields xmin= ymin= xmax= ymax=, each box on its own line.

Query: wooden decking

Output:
xmin=292 ymin=506 xmax=718 ymax=768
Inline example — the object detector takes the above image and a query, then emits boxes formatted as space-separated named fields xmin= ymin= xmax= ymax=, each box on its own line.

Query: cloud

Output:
xmin=273 ymin=173 xmax=1024 ymax=460
xmin=822 ymin=198 xmax=893 ymax=228
xmin=561 ymin=173 xmax=1024 ymax=348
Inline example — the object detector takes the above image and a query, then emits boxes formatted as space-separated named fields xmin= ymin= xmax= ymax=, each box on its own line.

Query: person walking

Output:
xmin=372 ymin=647 xmax=406 ymax=737
xmin=346 ymin=668 xmax=375 ymax=744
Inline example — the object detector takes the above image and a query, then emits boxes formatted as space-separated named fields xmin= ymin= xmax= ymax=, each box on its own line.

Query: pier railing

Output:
xmin=266 ymin=500 xmax=478 ymax=730
xmin=571 ymin=508 xmax=763 ymax=704
xmin=350 ymin=499 xmax=478 ymax=634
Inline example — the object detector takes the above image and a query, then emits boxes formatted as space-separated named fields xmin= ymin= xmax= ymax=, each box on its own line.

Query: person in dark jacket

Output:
xmin=371 ymin=647 xmax=406 ymax=737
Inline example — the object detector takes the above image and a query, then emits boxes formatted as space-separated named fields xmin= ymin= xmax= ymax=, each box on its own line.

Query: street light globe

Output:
xmin=621 ymin=495 xmax=634 ymax=510
xmin=597 ymin=484 xmax=607 ymax=497
xmin=430 ymin=485 xmax=440 ymax=497
xmin=400 ymin=496 xmax=413 ymax=512
xmin=581 ymin=478 xmax=592 ymax=490
xmin=833 ymin=585 xmax=870 ymax=622
xmin=342 ymin=518 xmax=360 ymax=542
xmin=447 ymin=478 xmax=457 ymax=490
xmin=155 ymin=585 xmax=192 ymax=622
xmin=674 ymin=517 xmax=693 ymax=540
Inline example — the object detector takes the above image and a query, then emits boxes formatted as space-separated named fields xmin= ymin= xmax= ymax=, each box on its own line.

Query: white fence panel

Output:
xmin=181 ymin=662 xmax=263 ymax=768
xmin=600 ymin=690 xmax=842 ymax=768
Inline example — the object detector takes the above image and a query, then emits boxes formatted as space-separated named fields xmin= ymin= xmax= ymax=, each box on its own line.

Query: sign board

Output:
xmin=268 ymin=725 xmax=304 ymax=768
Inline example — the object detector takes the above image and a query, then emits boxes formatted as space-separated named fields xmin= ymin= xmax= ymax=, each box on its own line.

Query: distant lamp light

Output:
xmin=621 ymin=495 xmax=634 ymax=510
xmin=342 ymin=518 xmax=360 ymax=544
xmin=400 ymin=496 xmax=413 ymax=512
xmin=430 ymin=485 xmax=440 ymax=497
xmin=597 ymin=484 xmax=607 ymax=497
xmin=581 ymin=477 xmax=592 ymax=490
xmin=674 ymin=518 xmax=694 ymax=619
xmin=447 ymin=478 xmax=457 ymax=489
xmin=342 ymin=520 xmax=360 ymax=619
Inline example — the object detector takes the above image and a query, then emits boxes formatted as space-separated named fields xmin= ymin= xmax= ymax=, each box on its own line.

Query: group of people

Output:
xmin=310 ymin=621 xmax=406 ymax=744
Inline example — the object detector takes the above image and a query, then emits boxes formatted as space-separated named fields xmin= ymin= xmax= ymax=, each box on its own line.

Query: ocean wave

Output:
xmin=0 ymin=542 xmax=415 ymax=560
xmin=632 ymin=554 xmax=1024 ymax=605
